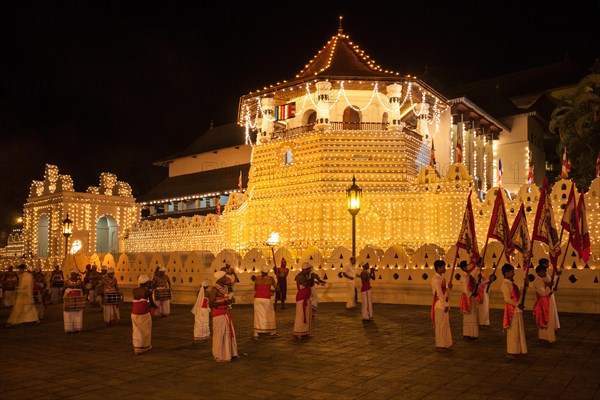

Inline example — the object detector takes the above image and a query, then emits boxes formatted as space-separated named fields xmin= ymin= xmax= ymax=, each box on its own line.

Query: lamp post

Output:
xmin=266 ymin=232 xmax=280 ymax=270
xmin=62 ymin=213 xmax=73 ymax=256
xmin=346 ymin=176 xmax=362 ymax=258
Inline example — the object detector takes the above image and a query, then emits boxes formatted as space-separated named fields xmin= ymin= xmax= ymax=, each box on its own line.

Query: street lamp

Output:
xmin=346 ymin=176 xmax=362 ymax=258
xmin=62 ymin=213 xmax=73 ymax=256
xmin=266 ymin=232 xmax=280 ymax=270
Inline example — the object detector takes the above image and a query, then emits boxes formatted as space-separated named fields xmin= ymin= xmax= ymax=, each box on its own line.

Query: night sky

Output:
xmin=1 ymin=0 xmax=598 ymax=236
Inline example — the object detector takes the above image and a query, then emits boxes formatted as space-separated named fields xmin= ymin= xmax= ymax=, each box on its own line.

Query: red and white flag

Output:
xmin=456 ymin=139 xmax=463 ymax=163
xmin=487 ymin=189 xmax=513 ymax=261
xmin=560 ymin=184 xmax=580 ymax=253
xmin=456 ymin=191 xmax=481 ymax=264
xmin=238 ymin=170 xmax=243 ymax=192
xmin=531 ymin=177 xmax=562 ymax=270
xmin=510 ymin=203 xmax=531 ymax=269
xmin=577 ymin=190 xmax=591 ymax=262
xmin=560 ymin=147 xmax=571 ymax=179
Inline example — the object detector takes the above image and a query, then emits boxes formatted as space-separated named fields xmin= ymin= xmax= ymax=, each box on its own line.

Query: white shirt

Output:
xmin=431 ymin=273 xmax=448 ymax=309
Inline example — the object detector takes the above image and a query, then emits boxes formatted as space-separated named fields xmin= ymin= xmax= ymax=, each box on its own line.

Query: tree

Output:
xmin=549 ymin=58 xmax=600 ymax=189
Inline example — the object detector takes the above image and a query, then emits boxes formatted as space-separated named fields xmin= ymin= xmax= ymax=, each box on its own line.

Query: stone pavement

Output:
xmin=1 ymin=300 xmax=599 ymax=400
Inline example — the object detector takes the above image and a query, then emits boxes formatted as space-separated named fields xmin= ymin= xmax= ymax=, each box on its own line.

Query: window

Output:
xmin=284 ymin=149 xmax=293 ymax=165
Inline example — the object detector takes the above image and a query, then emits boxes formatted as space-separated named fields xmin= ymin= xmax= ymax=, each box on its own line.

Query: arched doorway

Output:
xmin=37 ymin=214 xmax=49 ymax=257
xmin=343 ymin=106 xmax=361 ymax=129
xmin=96 ymin=215 xmax=119 ymax=254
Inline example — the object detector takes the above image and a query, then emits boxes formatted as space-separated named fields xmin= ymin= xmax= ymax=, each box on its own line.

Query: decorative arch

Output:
xmin=303 ymin=109 xmax=317 ymax=125
xmin=96 ymin=215 xmax=119 ymax=254
xmin=342 ymin=106 xmax=361 ymax=129
xmin=37 ymin=213 xmax=49 ymax=258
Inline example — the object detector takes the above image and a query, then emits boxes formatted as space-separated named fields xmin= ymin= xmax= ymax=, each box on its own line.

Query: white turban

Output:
xmin=201 ymin=279 xmax=209 ymax=287
xmin=159 ymin=267 xmax=166 ymax=272
xmin=138 ymin=274 xmax=150 ymax=284
xmin=261 ymin=265 xmax=270 ymax=273
xmin=214 ymin=271 xmax=226 ymax=280
xmin=301 ymin=262 xmax=312 ymax=270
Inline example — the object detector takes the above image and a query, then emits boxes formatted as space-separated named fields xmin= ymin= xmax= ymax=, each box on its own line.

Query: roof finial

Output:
xmin=338 ymin=16 xmax=343 ymax=34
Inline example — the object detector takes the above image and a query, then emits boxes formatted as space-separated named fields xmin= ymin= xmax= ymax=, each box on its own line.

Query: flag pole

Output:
xmin=519 ymin=244 xmax=534 ymax=308
xmin=445 ymin=246 xmax=460 ymax=304
xmin=554 ymin=233 xmax=571 ymax=291
xmin=486 ymin=246 xmax=505 ymax=293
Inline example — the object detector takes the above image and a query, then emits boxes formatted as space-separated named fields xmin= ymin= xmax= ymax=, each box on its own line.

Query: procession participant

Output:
xmin=86 ymin=265 xmax=100 ymax=304
xmin=33 ymin=266 xmax=47 ymax=320
xmin=82 ymin=264 xmax=92 ymax=298
xmin=191 ymin=279 xmax=210 ymax=342
xmin=342 ymin=257 xmax=357 ymax=310
xmin=2 ymin=265 xmax=18 ymax=307
xmin=458 ymin=261 xmax=479 ymax=340
xmin=431 ymin=259 xmax=452 ymax=352
xmin=153 ymin=267 xmax=172 ymax=317
xmin=501 ymin=263 xmax=527 ymax=359
xmin=5 ymin=264 xmax=39 ymax=327
xmin=533 ymin=264 xmax=557 ymax=345
xmin=97 ymin=268 xmax=121 ymax=326
xmin=221 ymin=261 xmax=238 ymax=298
xmin=274 ymin=258 xmax=289 ymax=310
xmin=95 ymin=266 xmax=108 ymax=309
xmin=49 ymin=265 xmax=65 ymax=304
xmin=253 ymin=265 xmax=279 ymax=339
xmin=309 ymin=268 xmax=325 ymax=315
xmin=477 ymin=268 xmax=492 ymax=328
xmin=359 ymin=261 xmax=374 ymax=321
xmin=539 ymin=258 xmax=560 ymax=331
xmin=209 ymin=271 xmax=238 ymax=362
xmin=131 ymin=274 xmax=154 ymax=355
xmin=63 ymin=270 xmax=85 ymax=333
xmin=293 ymin=262 xmax=313 ymax=339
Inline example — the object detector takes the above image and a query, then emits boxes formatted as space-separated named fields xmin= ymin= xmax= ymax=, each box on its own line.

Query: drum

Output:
xmin=51 ymin=279 xmax=64 ymax=288
xmin=64 ymin=296 xmax=86 ymax=311
xmin=154 ymin=288 xmax=171 ymax=300
xmin=103 ymin=291 xmax=123 ymax=304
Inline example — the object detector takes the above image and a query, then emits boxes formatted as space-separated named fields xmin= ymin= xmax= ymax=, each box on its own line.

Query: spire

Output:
xmin=338 ymin=16 xmax=343 ymax=34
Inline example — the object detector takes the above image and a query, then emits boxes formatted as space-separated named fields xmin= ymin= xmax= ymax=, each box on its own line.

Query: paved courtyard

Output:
xmin=1 ymin=300 xmax=599 ymax=400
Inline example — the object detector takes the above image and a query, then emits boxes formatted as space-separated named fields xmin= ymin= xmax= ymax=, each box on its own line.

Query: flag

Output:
xmin=560 ymin=147 xmax=571 ymax=179
xmin=456 ymin=191 xmax=481 ymax=263
xmin=596 ymin=151 xmax=600 ymax=178
xmin=456 ymin=138 xmax=463 ymax=163
xmin=510 ymin=203 xmax=531 ymax=268
xmin=216 ymin=197 xmax=221 ymax=215
xmin=560 ymin=184 xmax=579 ymax=237
xmin=487 ymin=188 xmax=513 ymax=260
xmin=577 ymin=190 xmax=591 ymax=262
xmin=274 ymin=102 xmax=296 ymax=121
xmin=498 ymin=158 xmax=503 ymax=186
xmin=238 ymin=170 xmax=243 ymax=191
xmin=429 ymin=140 xmax=436 ymax=168
xmin=531 ymin=177 xmax=562 ymax=269
xmin=527 ymin=162 xmax=534 ymax=184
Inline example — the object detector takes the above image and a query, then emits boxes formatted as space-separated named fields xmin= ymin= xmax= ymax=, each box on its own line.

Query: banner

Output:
xmin=274 ymin=102 xmax=296 ymax=121
xmin=456 ymin=191 xmax=481 ymax=263
xmin=531 ymin=177 xmax=561 ymax=269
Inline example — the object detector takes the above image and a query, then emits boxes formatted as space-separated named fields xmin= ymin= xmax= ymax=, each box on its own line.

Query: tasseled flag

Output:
xmin=531 ymin=177 xmax=562 ymax=270
xmin=527 ymin=162 xmax=535 ymax=184
xmin=560 ymin=184 xmax=581 ymax=254
xmin=498 ymin=158 xmax=503 ymax=186
xmin=577 ymin=190 xmax=591 ymax=262
xmin=487 ymin=188 xmax=513 ymax=261
xmin=456 ymin=190 xmax=481 ymax=264
xmin=510 ymin=203 xmax=531 ymax=269
xmin=561 ymin=147 xmax=571 ymax=178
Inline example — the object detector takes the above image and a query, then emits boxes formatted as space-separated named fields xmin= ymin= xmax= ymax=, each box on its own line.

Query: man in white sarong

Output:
xmin=539 ymin=258 xmax=560 ymax=331
xmin=342 ymin=257 xmax=357 ymax=310
xmin=49 ymin=265 xmax=64 ymax=304
xmin=458 ymin=261 xmax=479 ymax=340
xmin=533 ymin=264 xmax=557 ymax=345
xmin=209 ymin=271 xmax=238 ymax=362
xmin=501 ymin=264 xmax=527 ymax=359
xmin=293 ymin=262 xmax=313 ymax=339
xmin=477 ymin=269 xmax=491 ymax=327
xmin=98 ymin=268 xmax=120 ymax=326
xmin=191 ymin=279 xmax=210 ymax=342
xmin=132 ymin=274 xmax=154 ymax=354
xmin=63 ymin=270 xmax=85 ymax=333
xmin=253 ymin=265 xmax=278 ymax=340
xmin=431 ymin=260 xmax=452 ymax=352
xmin=6 ymin=264 xmax=39 ymax=327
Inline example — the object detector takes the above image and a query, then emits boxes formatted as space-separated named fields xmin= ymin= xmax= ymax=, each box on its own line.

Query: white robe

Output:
xmin=254 ymin=297 xmax=276 ymax=335
xmin=212 ymin=313 xmax=238 ymax=362
xmin=460 ymin=270 xmax=479 ymax=338
xmin=534 ymin=276 xmax=556 ymax=343
xmin=191 ymin=286 xmax=210 ymax=341
xmin=431 ymin=273 xmax=452 ymax=349
xmin=501 ymin=279 xmax=527 ymax=355
xmin=6 ymin=272 xmax=39 ymax=326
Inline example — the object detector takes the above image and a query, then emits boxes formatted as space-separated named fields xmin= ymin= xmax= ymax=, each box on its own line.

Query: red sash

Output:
xmin=201 ymin=298 xmax=208 ymax=308
xmin=533 ymin=294 xmax=550 ymax=328
xmin=254 ymin=284 xmax=271 ymax=299
xmin=460 ymin=275 xmax=475 ymax=313
xmin=296 ymin=286 xmax=311 ymax=323
xmin=212 ymin=308 xmax=234 ymax=337
xmin=361 ymin=276 xmax=371 ymax=292
xmin=67 ymin=289 xmax=83 ymax=298
xmin=430 ymin=279 xmax=446 ymax=325
xmin=132 ymin=300 xmax=149 ymax=315
xmin=503 ymin=282 xmax=520 ymax=329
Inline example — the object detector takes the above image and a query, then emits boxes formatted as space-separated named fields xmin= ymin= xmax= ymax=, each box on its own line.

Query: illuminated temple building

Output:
xmin=8 ymin=27 xmax=600 ymax=312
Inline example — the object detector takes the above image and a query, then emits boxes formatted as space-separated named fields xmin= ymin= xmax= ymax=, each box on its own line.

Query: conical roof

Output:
xmin=294 ymin=32 xmax=395 ymax=79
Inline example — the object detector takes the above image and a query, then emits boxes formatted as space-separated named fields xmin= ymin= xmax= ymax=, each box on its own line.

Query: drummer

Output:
xmin=49 ymin=265 xmax=64 ymax=304
xmin=63 ymin=270 xmax=85 ymax=333
xmin=152 ymin=267 xmax=172 ymax=317
xmin=97 ymin=268 xmax=121 ymax=326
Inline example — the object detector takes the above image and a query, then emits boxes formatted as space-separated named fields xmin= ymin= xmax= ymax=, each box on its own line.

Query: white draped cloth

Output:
xmin=6 ymin=272 xmax=38 ymax=326
xmin=501 ymin=279 xmax=527 ymax=355
xmin=191 ymin=286 xmax=210 ymax=341
xmin=132 ymin=299 xmax=152 ymax=354
xmin=254 ymin=297 xmax=276 ymax=335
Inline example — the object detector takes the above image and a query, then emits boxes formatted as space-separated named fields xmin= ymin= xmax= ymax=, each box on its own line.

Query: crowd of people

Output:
xmin=430 ymin=257 xmax=561 ymax=359
xmin=1 ymin=256 xmax=560 ymax=362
